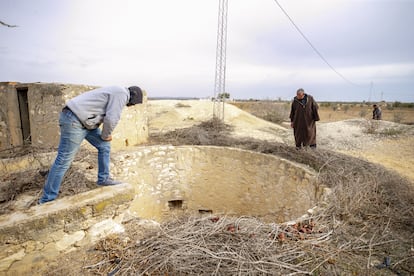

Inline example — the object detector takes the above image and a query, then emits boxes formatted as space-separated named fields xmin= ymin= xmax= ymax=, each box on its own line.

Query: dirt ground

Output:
xmin=3 ymin=99 xmax=414 ymax=275
xmin=316 ymin=103 xmax=414 ymax=182
xmin=150 ymin=100 xmax=414 ymax=182
xmin=345 ymin=138 xmax=414 ymax=182
xmin=2 ymin=100 xmax=413 ymax=213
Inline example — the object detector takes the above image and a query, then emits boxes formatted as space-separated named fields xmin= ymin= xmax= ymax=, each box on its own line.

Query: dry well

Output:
xmin=0 ymin=145 xmax=323 ymax=274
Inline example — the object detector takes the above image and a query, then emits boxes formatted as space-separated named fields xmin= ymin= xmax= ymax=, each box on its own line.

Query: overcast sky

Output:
xmin=1 ymin=0 xmax=413 ymax=102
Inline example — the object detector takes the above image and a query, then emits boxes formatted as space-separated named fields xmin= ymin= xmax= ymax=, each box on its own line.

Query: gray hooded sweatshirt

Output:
xmin=66 ymin=86 xmax=130 ymax=139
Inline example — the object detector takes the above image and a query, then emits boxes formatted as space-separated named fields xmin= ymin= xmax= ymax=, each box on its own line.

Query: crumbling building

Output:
xmin=0 ymin=82 xmax=148 ymax=151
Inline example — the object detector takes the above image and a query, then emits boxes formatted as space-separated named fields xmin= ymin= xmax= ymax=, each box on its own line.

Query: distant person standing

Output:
xmin=289 ymin=88 xmax=320 ymax=149
xmin=372 ymin=104 xmax=382 ymax=120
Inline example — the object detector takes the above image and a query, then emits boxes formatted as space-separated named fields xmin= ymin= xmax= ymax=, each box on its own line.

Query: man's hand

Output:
xmin=290 ymin=122 xmax=294 ymax=128
xmin=101 ymin=135 xmax=112 ymax=141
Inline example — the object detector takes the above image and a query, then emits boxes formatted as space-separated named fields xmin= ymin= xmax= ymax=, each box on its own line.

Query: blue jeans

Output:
xmin=39 ymin=109 xmax=111 ymax=203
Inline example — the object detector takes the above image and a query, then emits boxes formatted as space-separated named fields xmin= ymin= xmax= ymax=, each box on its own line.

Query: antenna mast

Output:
xmin=213 ymin=0 xmax=228 ymax=120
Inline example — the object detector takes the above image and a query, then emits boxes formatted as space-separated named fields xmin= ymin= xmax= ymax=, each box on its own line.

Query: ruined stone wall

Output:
xmin=0 ymin=184 xmax=136 ymax=274
xmin=0 ymin=82 xmax=148 ymax=152
xmin=111 ymin=98 xmax=148 ymax=150
xmin=0 ymin=82 xmax=21 ymax=149
xmin=28 ymin=83 xmax=96 ymax=149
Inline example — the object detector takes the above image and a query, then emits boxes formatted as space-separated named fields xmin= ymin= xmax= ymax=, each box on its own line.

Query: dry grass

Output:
xmin=0 ymin=148 xmax=97 ymax=213
xmin=80 ymin=216 xmax=329 ymax=275
xmin=0 ymin=145 xmax=54 ymax=159
xmin=50 ymin=119 xmax=413 ymax=275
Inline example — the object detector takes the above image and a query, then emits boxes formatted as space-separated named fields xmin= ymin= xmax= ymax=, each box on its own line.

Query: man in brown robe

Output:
xmin=289 ymin=88 xmax=320 ymax=149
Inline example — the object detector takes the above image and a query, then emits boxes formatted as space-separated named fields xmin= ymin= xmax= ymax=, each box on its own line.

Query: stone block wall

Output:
xmin=0 ymin=82 xmax=148 ymax=152
xmin=0 ymin=184 xmax=136 ymax=274
xmin=0 ymin=82 xmax=21 ymax=149
xmin=29 ymin=83 xmax=95 ymax=149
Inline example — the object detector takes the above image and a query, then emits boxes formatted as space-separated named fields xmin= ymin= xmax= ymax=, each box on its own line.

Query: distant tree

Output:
xmin=393 ymin=101 xmax=402 ymax=108
xmin=320 ymin=102 xmax=331 ymax=108
xmin=343 ymin=105 xmax=350 ymax=113
xmin=0 ymin=20 xmax=18 ymax=27
xmin=218 ymin=92 xmax=230 ymax=100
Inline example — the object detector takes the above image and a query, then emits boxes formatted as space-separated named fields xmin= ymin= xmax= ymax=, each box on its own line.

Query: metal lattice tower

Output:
xmin=213 ymin=0 xmax=228 ymax=120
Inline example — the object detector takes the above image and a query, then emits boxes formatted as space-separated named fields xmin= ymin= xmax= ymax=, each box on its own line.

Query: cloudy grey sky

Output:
xmin=1 ymin=0 xmax=413 ymax=102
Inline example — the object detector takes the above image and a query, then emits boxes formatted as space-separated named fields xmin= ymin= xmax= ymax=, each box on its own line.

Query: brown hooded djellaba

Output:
xmin=289 ymin=93 xmax=320 ymax=148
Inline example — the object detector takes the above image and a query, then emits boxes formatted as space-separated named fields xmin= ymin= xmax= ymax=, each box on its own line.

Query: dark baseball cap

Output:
xmin=127 ymin=86 xmax=143 ymax=106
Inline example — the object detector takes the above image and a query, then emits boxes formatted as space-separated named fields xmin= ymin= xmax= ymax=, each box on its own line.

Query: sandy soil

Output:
xmin=148 ymin=100 xmax=289 ymax=143
xmin=148 ymin=100 xmax=414 ymax=182
xmin=20 ymin=100 xmax=414 ymax=275
xmin=346 ymin=138 xmax=414 ymax=181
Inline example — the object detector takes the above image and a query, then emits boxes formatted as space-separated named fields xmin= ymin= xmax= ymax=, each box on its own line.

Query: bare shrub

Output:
xmin=175 ymin=102 xmax=192 ymax=108
xmin=362 ymin=120 xmax=404 ymax=136
xmin=343 ymin=105 xmax=350 ymax=113
xmin=379 ymin=128 xmax=404 ymax=136
xmin=363 ymin=119 xmax=380 ymax=134
xmin=393 ymin=112 xmax=403 ymax=123
xmin=0 ymin=148 xmax=98 ymax=212
xmin=150 ymin=118 xmax=233 ymax=146
xmin=0 ymin=145 xmax=54 ymax=159
xmin=78 ymin=216 xmax=331 ymax=275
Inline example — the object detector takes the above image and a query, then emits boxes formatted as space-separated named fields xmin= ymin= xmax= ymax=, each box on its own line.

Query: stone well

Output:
xmin=113 ymin=145 xmax=321 ymax=222
xmin=0 ymin=145 xmax=323 ymax=274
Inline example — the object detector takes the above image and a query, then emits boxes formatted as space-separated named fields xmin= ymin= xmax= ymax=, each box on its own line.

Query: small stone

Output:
xmin=55 ymin=231 xmax=85 ymax=251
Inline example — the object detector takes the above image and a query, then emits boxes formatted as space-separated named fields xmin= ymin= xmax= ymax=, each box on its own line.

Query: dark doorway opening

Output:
xmin=16 ymin=88 xmax=31 ymax=144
